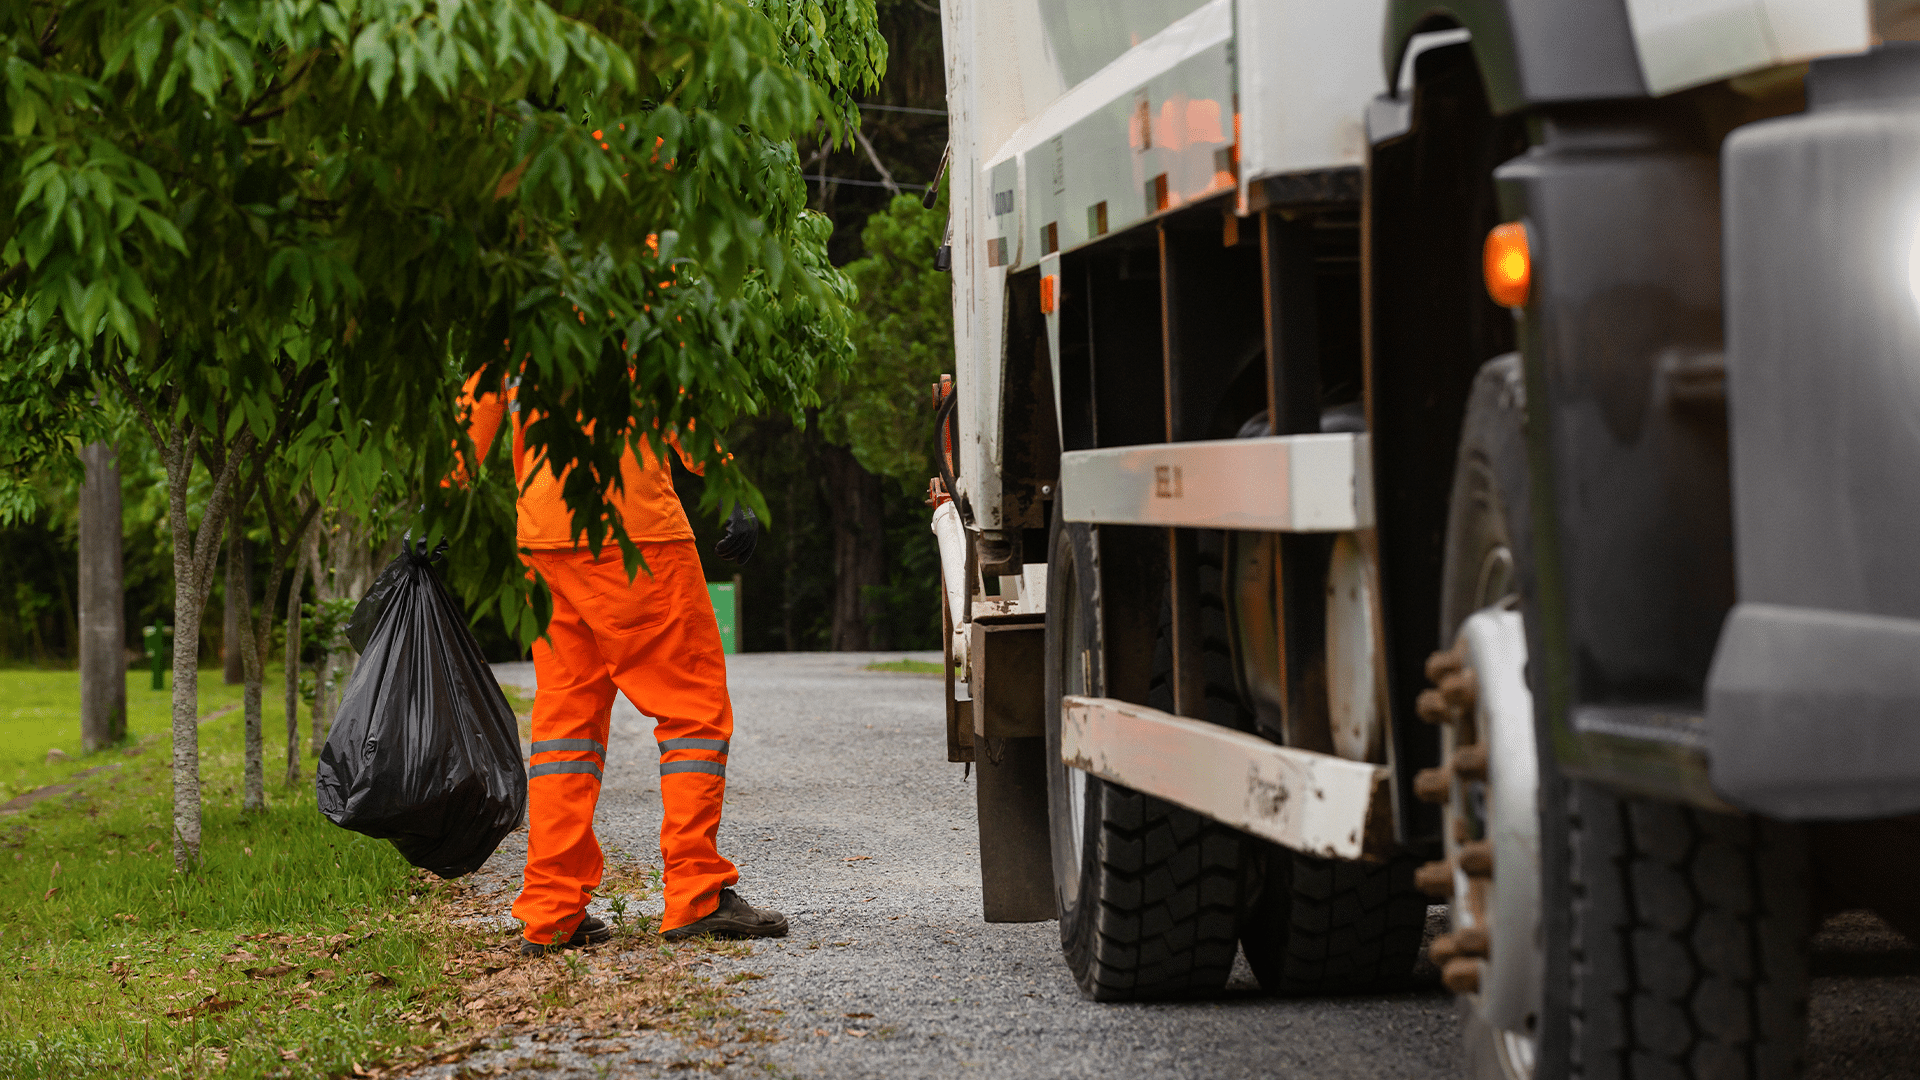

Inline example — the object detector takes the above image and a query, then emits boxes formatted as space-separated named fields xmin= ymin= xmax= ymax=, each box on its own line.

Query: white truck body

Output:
xmin=939 ymin=0 xmax=1871 ymax=541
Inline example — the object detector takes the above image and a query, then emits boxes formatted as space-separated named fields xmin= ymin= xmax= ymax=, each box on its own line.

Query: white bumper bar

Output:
xmin=1057 ymin=433 xmax=1373 ymax=532
xmin=1061 ymin=695 xmax=1391 ymax=861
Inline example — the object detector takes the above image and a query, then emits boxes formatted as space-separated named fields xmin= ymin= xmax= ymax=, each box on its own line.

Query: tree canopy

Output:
xmin=0 ymin=0 xmax=885 ymax=865
xmin=3 ymin=0 xmax=883 ymax=626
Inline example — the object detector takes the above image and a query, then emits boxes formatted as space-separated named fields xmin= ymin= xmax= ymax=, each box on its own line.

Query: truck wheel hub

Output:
xmin=1416 ymin=605 xmax=1544 ymax=1080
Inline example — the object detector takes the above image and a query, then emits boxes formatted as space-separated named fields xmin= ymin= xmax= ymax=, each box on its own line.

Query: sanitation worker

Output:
xmin=456 ymin=372 xmax=788 ymax=955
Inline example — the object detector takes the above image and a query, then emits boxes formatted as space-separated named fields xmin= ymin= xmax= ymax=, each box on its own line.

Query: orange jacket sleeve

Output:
xmin=447 ymin=371 xmax=508 ymax=487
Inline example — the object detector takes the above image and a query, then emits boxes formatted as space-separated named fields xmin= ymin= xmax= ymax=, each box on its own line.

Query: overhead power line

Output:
xmin=804 ymin=174 xmax=931 ymax=192
xmin=856 ymin=103 xmax=948 ymax=116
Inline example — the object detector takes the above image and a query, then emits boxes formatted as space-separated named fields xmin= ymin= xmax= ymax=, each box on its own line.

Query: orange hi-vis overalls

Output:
xmin=458 ymin=372 xmax=739 ymax=941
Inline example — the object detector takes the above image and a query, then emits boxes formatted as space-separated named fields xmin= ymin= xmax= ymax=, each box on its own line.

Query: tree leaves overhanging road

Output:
xmin=0 ymin=0 xmax=885 ymax=868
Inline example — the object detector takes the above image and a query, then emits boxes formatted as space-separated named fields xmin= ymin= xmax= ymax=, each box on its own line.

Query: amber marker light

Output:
xmin=1483 ymin=221 xmax=1531 ymax=308
xmin=1040 ymin=274 xmax=1058 ymax=315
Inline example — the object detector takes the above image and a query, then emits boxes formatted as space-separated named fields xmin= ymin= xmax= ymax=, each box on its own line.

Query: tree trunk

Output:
xmin=239 ymin=493 xmax=313 ymax=811
xmin=235 ymin=498 xmax=264 ymax=810
xmin=223 ymin=536 xmax=249 ymax=684
xmin=284 ymin=547 xmax=304 ymax=784
xmin=79 ymin=441 xmax=126 ymax=752
xmin=161 ymin=421 xmax=251 ymax=872
xmin=821 ymin=443 xmax=889 ymax=651
xmin=302 ymin=522 xmax=326 ymax=756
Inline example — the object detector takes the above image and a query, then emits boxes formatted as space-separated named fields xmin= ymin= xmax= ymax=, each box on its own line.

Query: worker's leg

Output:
xmin=534 ymin=541 xmax=739 ymax=932
xmin=511 ymin=559 xmax=616 ymax=948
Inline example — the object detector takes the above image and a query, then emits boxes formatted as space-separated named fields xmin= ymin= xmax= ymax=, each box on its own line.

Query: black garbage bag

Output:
xmin=316 ymin=539 xmax=526 ymax=878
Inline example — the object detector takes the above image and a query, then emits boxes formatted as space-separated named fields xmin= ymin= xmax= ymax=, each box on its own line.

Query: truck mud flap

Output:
xmin=971 ymin=613 xmax=1055 ymax=922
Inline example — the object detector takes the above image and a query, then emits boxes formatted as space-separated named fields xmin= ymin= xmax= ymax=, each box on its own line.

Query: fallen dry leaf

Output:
xmin=166 ymin=993 xmax=242 ymax=1019
xmin=244 ymin=964 xmax=299 ymax=979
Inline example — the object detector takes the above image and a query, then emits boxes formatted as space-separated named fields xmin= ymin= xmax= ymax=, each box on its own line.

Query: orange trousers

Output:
xmin=512 ymin=540 xmax=739 ymax=944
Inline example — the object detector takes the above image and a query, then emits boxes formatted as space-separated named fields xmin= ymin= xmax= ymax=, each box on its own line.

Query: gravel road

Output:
xmin=405 ymin=651 xmax=1919 ymax=1080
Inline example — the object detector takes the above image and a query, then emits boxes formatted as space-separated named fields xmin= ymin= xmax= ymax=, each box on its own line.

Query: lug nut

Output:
xmin=1415 ymin=859 xmax=1454 ymax=897
xmin=1440 ymin=668 xmax=1478 ymax=708
xmin=1428 ymin=926 xmax=1489 ymax=967
xmin=1416 ymin=688 xmax=1452 ymax=725
xmin=1414 ymin=767 xmax=1452 ymax=804
xmin=1452 ymin=742 xmax=1489 ymax=780
xmin=1425 ymin=647 xmax=1464 ymax=683
xmin=1458 ymin=839 xmax=1493 ymax=877
xmin=1442 ymin=957 xmax=1483 ymax=994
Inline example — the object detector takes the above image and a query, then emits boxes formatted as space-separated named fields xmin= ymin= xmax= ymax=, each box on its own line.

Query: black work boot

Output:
xmin=662 ymin=889 xmax=788 ymax=941
xmin=519 ymin=913 xmax=614 ymax=956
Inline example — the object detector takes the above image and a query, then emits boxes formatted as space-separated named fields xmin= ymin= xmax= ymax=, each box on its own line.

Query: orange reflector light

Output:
xmin=1483 ymin=222 xmax=1530 ymax=308
xmin=1040 ymin=274 xmax=1058 ymax=314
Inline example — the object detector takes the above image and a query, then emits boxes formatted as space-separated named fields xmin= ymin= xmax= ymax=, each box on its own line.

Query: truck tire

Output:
xmin=1148 ymin=527 xmax=1430 ymax=996
xmin=1432 ymin=355 xmax=1812 ymax=1080
xmin=1044 ymin=520 xmax=1245 ymax=1000
xmin=1563 ymin=787 xmax=1811 ymax=1080
xmin=1241 ymin=845 xmax=1429 ymax=995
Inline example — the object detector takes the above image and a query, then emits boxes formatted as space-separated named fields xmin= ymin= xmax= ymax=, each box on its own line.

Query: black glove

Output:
xmin=715 ymin=504 xmax=759 ymax=565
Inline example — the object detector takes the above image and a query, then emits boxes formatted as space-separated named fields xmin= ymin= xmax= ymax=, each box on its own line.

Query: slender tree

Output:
xmin=222 ymin=537 xmax=247 ymax=685
xmin=78 ymin=439 xmax=126 ymax=750
xmin=282 ymin=508 xmax=309 ymax=784
xmin=228 ymin=453 xmax=322 ymax=811
xmin=108 ymin=371 xmax=254 ymax=867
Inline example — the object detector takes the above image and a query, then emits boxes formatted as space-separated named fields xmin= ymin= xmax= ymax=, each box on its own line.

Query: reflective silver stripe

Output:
xmin=528 ymin=761 xmax=604 ymax=780
xmin=658 ymin=737 xmax=729 ymax=754
xmin=531 ymin=739 xmax=607 ymax=758
xmin=659 ymin=760 xmax=726 ymax=778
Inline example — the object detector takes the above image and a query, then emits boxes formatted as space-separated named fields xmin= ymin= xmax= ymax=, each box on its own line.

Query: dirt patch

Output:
xmin=368 ymin=867 xmax=775 ymax=1079
xmin=0 ymin=763 xmax=119 ymax=815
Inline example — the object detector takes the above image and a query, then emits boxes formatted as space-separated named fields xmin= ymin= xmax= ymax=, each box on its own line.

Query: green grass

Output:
xmin=863 ymin=657 xmax=944 ymax=675
xmin=0 ymin=670 xmax=248 ymax=804
xmin=0 ymin=675 xmax=459 ymax=1078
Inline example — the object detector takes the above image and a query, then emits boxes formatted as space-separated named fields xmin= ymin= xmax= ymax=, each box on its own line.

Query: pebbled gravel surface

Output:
xmin=403 ymin=651 xmax=1919 ymax=1080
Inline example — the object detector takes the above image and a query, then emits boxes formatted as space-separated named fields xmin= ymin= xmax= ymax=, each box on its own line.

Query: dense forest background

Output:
xmin=0 ymin=0 xmax=952 ymax=667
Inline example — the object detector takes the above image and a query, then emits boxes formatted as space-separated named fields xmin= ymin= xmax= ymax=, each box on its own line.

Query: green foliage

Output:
xmin=0 ymin=304 xmax=103 ymax=525
xmin=0 ymin=0 xmax=887 ymax=650
xmin=825 ymin=191 xmax=952 ymax=485
xmin=0 ymin=705 xmax=448 ymax=1078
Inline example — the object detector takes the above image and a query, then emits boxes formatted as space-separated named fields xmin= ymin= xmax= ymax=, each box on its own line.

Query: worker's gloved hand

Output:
xmin=716 ymin=505 xmax=759 ymax=565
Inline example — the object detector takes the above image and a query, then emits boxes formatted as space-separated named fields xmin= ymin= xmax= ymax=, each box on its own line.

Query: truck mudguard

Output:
xmin=1709 ymin=45 xmax=1920 ymax=821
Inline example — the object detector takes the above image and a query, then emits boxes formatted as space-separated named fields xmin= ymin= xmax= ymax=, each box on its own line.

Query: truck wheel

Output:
xmin=1044 ymin=520 xmax=1245 ymax=1000
xmin=1240 ymin=845 xmax=1429 ymax=995
xmin=1179 ymin=526 xmax=1428 ymax=995
xmin=1427 ymin=355 xmax=1812 ymax=1080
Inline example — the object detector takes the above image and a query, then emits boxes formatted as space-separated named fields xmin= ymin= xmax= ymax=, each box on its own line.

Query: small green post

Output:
xmin=706 ymin=582 xmax=737 ymax=655
xmin=143 ymin=624 xmax=172 ymax=690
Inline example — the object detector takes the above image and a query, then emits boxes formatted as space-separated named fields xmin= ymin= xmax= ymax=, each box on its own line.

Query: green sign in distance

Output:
xmin=707 ymin=582 xmax=738 ymax=655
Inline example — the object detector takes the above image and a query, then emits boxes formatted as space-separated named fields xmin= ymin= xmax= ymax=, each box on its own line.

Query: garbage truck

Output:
xmin=926 ymin=1 xmax=1920 ymax=1077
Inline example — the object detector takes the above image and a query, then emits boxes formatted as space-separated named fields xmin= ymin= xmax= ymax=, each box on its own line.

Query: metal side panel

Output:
xmin=1061 ymin=696 xmax=1391 ymax=860
xmin=984 ymin=0 xmax=1235 ymax=272
xmin=1058 ymin=434 xmax=1373 ymax=531
xmin=1234 ymin=0 xmax=1386 ymax=212
xmin=1622 ymin=0 xmax=1869 ymax=96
